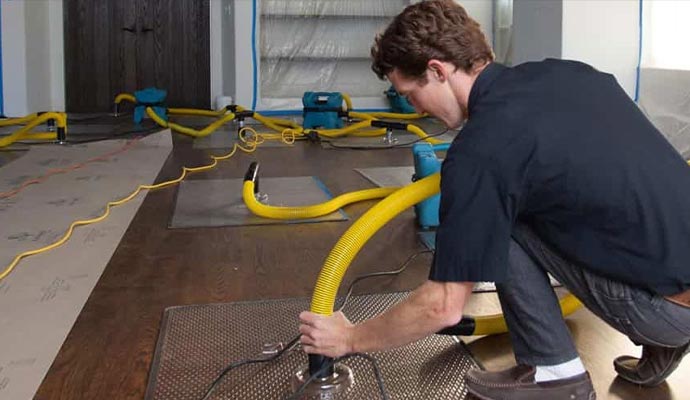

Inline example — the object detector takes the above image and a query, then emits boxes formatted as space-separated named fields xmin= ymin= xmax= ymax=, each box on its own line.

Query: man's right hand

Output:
xmin=299 ymin=310 xmax=355 ymax=358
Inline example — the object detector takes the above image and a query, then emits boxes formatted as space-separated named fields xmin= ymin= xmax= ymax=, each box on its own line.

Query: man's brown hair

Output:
xmin=371 ymin=0 xmax=494 ymax=81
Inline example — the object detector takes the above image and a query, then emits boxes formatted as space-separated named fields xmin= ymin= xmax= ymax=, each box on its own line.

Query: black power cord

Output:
xmin=199 ymin=249 xmax=434 ymax=400
xmin=322 ymin=128 xmax=451 ymax=150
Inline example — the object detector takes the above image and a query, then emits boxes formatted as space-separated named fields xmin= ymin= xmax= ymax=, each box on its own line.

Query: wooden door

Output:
xmin=64 ymin=0 xmax=210 ymax=112
xmin=137 ymin=0 xmax=210 ymax=108
xmin=64 ymin=0 xmax=138 ymax=112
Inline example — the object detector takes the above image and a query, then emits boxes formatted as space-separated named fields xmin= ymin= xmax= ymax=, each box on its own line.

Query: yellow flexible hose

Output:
xmin=367 ymin=111 xmax=427 ymax=120
xmin=0 ymin=112 xmax=67 ymax=148
xmin=473 ymin=293 xmax=582 ymax=335
xmin=407 ymin=124 xmax=444 ymax=144
xmin=309 ymin=171 xmax=581 ymax=336
xmin=146 ymin=107 xmax=235 ymax=138
xmin=243 ymin=180 xmax=399 ymax=220
xmin=0 ymin=113 xmax=39 ymax=127
xmin=347 ymin=111 xmax=376 ymax=121
xmin=168 ymin=108 xmax=228 ymax=117
xmin=0 ymin=135 xmax=259 ymax=283
xmin=341 ymin=93 xmax=353 ymax=112
xmin=114 ymin=93 xmax=136 ymax=105
xmin=253 ymin=113 xmax=301 ymax=134
xmin=310 ymin=173 xmax=442 ymax=315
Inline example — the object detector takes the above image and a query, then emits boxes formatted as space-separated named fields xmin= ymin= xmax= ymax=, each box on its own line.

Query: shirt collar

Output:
xmin=468 ymin=62 xmax=506 ymax=116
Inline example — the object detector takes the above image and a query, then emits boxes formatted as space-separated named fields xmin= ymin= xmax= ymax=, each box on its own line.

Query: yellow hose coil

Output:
xmin=309 ymin=171 xmax=581 ymax=336
xmin=242 ymin=180 xmax=399 ymax=220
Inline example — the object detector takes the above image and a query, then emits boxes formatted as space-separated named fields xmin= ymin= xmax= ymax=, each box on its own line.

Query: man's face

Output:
xmin=387 ymin=67 xmax=465 ymax=129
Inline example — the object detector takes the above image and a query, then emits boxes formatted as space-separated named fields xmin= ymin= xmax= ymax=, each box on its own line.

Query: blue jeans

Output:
xmin=498 ymin=224 xmax=690 ymax=366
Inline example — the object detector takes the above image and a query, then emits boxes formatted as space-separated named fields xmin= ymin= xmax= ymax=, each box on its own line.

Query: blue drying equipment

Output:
xmin=302 ymin=92 xmax=344 ymax=129
xmin=385 ymin=86 xmax=416 ymax=114
xmin=133 ymin=87 xmax=167 ymax=124
xmin=412 ymin=142 xmax=450 ymax=229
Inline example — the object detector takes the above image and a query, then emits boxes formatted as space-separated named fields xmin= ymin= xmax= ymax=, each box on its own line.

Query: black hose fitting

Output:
xmin=308 ymin=354 xmax=334 ymax=379
xmin=244 ymin=162 xmax=260 ymax=194
xmin=370 ymin=120 xmax=409 ymax=131
xmin=57 ymin=127 xmax=66 ymax=144
xmin=436 ymin=316 xmax=476 ymax=336
xmin=305 ymin=130 xmax=321 ymax=143
xmin=234 ymin=110 xmax=255 ymax=120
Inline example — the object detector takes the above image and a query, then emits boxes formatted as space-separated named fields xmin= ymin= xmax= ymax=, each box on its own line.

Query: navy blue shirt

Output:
xmin=430 ymin=59 xmax=690 ymax=296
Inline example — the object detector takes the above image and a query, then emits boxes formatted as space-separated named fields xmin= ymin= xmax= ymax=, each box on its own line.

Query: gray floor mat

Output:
xmin=145 ymin=292 xmax=480 ymax=400
xmin=355 ymin=166 xmax=415 ymax=188
xmin=170 ymin=177 xmax=348 ymax=228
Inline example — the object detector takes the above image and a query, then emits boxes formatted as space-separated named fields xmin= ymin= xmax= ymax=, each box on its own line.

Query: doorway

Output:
xmin=64 ymin=0 xmax=210 ymax=112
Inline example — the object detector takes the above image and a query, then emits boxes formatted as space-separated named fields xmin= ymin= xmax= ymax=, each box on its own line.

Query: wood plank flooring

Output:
xmin=30 ymin=135 xmax=690 ymax=399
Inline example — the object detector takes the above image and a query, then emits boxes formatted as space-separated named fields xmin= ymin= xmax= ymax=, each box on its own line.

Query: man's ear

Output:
xmin=427 ymin=59 xmax=447 ymax=82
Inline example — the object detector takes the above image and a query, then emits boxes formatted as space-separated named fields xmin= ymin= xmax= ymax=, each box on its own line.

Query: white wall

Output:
xmin=562 ymin=0 xmax=639 ymax=98
xmin=1 ymin=1 xmax=222 ymax=115
xmin=25 ymin=0 xmax=52 ymax=113
xmin=210 ymin=0 xmax=224 ymax=108
xmin=1 ymin=1 xmax=29 ymax=116
xmin=459 ymin=0 xmax=494 ymax=46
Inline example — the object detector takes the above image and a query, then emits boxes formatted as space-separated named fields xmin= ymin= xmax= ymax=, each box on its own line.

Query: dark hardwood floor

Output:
xmin=32 ymin=133 xmax=690 ymax=399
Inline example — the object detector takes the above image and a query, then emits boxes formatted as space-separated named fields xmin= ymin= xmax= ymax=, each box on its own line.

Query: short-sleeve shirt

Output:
xmin=430 ymin=59 xmax=690 ymax=296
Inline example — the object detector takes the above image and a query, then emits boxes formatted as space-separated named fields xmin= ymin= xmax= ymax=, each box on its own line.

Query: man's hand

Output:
xmin=299 ymin=311 xmax=354 ymax=358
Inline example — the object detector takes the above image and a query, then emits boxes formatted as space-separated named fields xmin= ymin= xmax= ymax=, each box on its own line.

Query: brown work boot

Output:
xmin=465 ymin=364 xmax=596 ymax=400
xmin=614 ymin=342 xmax=690 ymax=387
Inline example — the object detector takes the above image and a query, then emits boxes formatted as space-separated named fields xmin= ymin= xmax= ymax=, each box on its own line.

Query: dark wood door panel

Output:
xmin=138 ymin=0 xmax=210 ymax=108
xmin=64 ymin=0 xmax=137 ymax=112
xmin=65 ymin=0 xmax=210 ymax=112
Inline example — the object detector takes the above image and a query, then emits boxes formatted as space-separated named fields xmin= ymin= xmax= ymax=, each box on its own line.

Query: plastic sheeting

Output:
xmin=639 ymin=68 xmax=690 ymax=158
xmin=492 ymin=0 xmax=513 ymax=65
xmin=259 ymin=0 xmax=407 ymax=102
xmin=638 ymin=1 xmax=690 ymax=158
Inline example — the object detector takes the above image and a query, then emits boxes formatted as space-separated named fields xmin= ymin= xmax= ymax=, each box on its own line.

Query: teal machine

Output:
xmin=302 ymin=92 xmax=344 ymax=129
xmin=412 ymin=142 xmax=450 ymax=229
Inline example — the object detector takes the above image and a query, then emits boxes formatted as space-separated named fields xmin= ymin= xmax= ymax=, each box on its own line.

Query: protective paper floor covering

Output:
xmin=146 ymin=292 xmax=480 ymax=400
xmin=169 ymin=177 xmax=348 ymax=228
xmin=355 ymin=166 xmax=415 ymax=188
xmin=0 ymin=131 xmax=172 ymax=400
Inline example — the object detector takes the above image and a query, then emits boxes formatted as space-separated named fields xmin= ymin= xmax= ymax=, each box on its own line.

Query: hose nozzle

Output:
xmin=244 ymin=162 xmax=260 ymax=194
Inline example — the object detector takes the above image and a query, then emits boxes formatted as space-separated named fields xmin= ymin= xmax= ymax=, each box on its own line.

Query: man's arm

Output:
xmin=299 ymin=280 xmax=473 ymax=358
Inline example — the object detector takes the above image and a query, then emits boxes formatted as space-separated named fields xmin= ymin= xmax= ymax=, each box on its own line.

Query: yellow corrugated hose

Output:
xmin=145 ymin=107 xmax=236 ymax=138
xmin=310 ymin=173 xmax=442 ymax=315
xmin=114 ymin=93 xmax=136 ymax=105
xmin=0 ymin=113 xmax=40 ymax=127
xmin=0 ymin=112 xmax=67 ymax=148
xmin=309 ymin=171 xmax=582 ymax=336
xmin=242 ymin=180 xmax=400 ymax=220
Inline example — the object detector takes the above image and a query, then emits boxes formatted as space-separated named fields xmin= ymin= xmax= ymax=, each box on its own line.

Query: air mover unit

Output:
xmin=385 ymin=86 xmax=416 ymax=114
xmin=302 ymin=92 xmax=344 ymax=129
xmin=412 ymin=142 xmax=450 ymax=229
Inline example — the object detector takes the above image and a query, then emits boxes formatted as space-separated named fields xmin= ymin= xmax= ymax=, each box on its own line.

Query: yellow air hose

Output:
xmin=114 ymin=93 xmax=136 ymax=105
xmin=0 ymin=112 xmax=67 ymax=148
xmin=242 ymin=162 xmax=399 ymax=220
xmin=309 ymin=171 xmax=581 ymax=336
xmin=0 ymin=113 xmax=40 ymax=127
xmin=145 ymin=107 xmax=235 ymax=138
